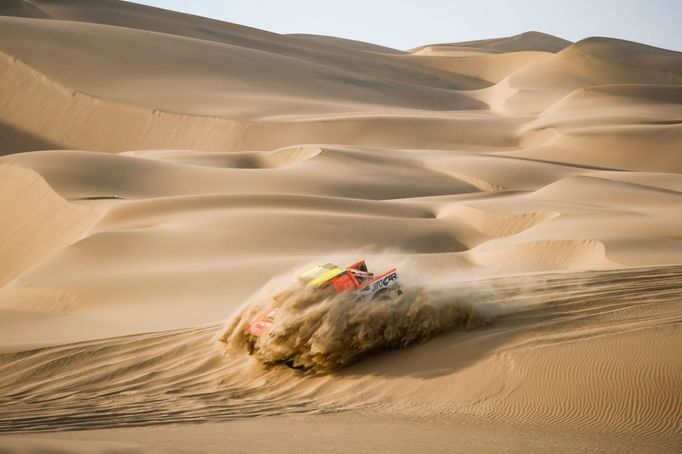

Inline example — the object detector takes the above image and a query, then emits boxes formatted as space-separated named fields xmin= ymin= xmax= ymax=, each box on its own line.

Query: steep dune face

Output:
xmin=487 ymin=38 xmax=682 ymax=172
xmin=409 ymin=50 xmax=553 ymax=85
xmin=511 ymin=37 xmax=682 ymax=90
xmin=0 ymin=1 xmax=681 ymax=452
xmin=492 ymin=37 xmax=682 ymax=115
xmin=0 ymin=164 xmax=102 ymax=288
xmin=0 ymin=49 xmax=509 ymax=153
xmin=516 ymin=84 xmax=682 ymax=172
xmin=411 ymin=31 xmax=571 ymax=55
xmin=0 ymin=17 xmax=484 ymax=117
xmin=0 ymin=17 xmax=506 ymax=153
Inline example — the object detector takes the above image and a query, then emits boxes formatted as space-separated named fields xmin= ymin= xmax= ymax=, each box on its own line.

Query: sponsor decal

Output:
xmin=371 ymin=272 xmax=398 ymax=291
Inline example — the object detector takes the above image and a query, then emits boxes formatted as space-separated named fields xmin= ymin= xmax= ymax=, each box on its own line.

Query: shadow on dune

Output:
xmin=338 ymin=307 xmax=539 ymax=379
xmin=0 ymin=121 xmax=59 ymax=155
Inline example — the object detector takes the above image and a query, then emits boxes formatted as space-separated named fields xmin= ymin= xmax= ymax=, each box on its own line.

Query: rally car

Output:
xmin=245 ymin=260 xmax=401 ymax=339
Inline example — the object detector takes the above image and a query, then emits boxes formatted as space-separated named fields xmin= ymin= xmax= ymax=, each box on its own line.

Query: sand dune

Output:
xmin=0 ymin=0 xmax=681 ymax=452
xmin=410 ymin=50 xmax=553 ymax=85
xmin=1 ymin=266 xmax=680 ymax=452
xmin=410 ymin=31 xmax=571 ymax=55
xmin=0 ymin=164 xmax=102 ymax=288
xmin=515 ymin=84 xmax=682 ymax=171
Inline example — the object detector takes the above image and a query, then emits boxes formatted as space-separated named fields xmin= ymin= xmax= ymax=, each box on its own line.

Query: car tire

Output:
xmin=372 ymin=289 xmax=391 ymax=301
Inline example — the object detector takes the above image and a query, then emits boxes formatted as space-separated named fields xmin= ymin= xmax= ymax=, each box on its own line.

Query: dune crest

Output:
xmin=0 ymin=163 xmax=102 ymax=288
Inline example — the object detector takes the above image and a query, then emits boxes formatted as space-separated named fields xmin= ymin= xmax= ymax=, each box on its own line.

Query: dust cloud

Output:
xmin=218 ymin=262 xmax=496 ymax=372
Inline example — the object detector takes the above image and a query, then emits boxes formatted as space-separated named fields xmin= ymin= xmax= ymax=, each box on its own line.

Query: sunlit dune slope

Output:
xmin=410 ymin=31 xmax=571 ymax=55
xmin=1 ymin=146 xmax=680 ymax=350
xmin=0 ymin=266 xmax=680 ymax=453
xmin=0 ymin=164 xmax=102 ymax=288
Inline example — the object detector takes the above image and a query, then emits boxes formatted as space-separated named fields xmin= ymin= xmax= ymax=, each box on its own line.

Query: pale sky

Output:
xmin=129 ymin=0 xmax=682 ymax=51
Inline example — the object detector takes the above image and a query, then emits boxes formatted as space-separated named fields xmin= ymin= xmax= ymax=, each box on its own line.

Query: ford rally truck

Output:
xmin=245 ymin=260 xmax=402 ymax=340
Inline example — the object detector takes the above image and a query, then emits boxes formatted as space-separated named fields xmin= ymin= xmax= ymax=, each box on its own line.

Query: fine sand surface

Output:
xmin=1 ymin=1 xmax=681 ymax=452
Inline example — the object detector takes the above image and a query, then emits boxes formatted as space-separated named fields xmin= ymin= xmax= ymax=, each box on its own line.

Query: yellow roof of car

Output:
xmin=299 ymin=264 xmax=345 ymax=289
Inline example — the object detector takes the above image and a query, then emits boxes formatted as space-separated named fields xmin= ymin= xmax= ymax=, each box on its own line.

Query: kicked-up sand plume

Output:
xmin=0 ymin=0 xmax=681 ymax=452
xmin=219 ymin=262 xmax=495 ymax=372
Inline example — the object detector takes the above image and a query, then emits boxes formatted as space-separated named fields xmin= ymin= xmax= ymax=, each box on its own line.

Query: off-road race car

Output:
xmin=244 ymin=260 xmax=402 ymax=340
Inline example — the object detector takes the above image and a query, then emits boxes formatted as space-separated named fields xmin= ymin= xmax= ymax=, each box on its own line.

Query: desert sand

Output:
xmin=0 ymin=0 xmax=681 ymax=452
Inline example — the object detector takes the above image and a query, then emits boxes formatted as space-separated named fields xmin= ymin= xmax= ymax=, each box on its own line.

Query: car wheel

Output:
xmin=372 ymin=289 xmax=391 ymax=301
